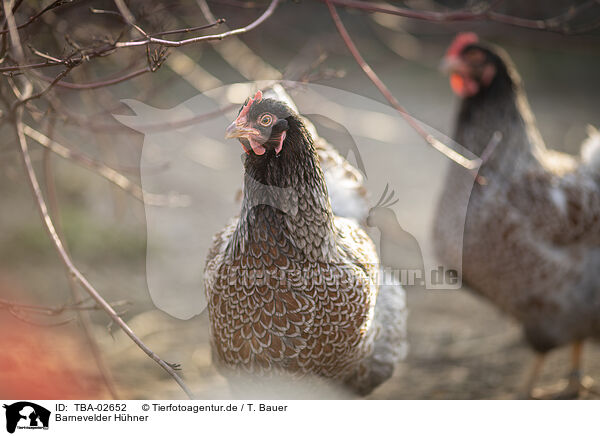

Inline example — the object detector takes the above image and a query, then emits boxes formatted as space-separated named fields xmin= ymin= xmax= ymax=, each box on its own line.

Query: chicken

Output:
xmin=434 ymin=33 xmax=600 ymax=398
xmin=263 ymin=85 xmax=370 ymax=224
xmin=204 ymin=90 xmax=406 ymax=397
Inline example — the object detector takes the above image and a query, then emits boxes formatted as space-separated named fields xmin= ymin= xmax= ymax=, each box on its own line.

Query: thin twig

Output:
xmin=0 ymin=60 xmax=62 ymax=72
xmin=317 ymin=0 xmax=600 ymax=34
xmin=113 ymin=0 xmax=146 ymax=37
xmin=7 ymin=307 xmax=76 ymax=326
xmin=38 ymin=66 xmax=151 ymax=89
xmin=3 ymin=0 xmax=25 ymax=62
xmin=115 ymin=0 xmax=280 ymax=48
xmin=13 ymin=105 xmax=195 ymax=399
xmin=0 ymin=297 xmax=130 ymax=316
xmin=90 ymin=7 xmax=225 ymax=38
xmin=122 ymin=101 xmax=238 ymax=133
xmin=0 ymin=39 xmax=117 ymax=74
xmin=15 ymin=67 xmax=72 ymax=107
xmin=22 ymin=125 xmax=190 ymax=207
xmin=325 ymin=0 xmax=480 ymax=170
xmin=28 ymin=44 xmax=63 ymax=63
xmin=42 ymin=114 xmax=121 ymax=400
xmin=0 ymin=0 xmax=271 ymax=79
xmin=208 ymin=0 xmax=265 ymax=8
xmin=196 ymin=0 xmax=281 ymax=80
xmin=0 ymin=0 xmax=73 ymax=35
xmin=146 ymin=19 xmax=226 ymax=38
xmin=0 ymin=0 xmax=24 ymax=61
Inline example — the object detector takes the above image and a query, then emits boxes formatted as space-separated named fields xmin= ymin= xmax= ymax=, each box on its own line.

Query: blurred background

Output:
xmin=0 ymin=0 xmax=599 ymax=399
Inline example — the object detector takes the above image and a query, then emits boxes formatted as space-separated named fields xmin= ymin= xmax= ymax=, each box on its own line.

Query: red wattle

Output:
xmin=249 ymin=138 xmax=266 ymax=155
xmin=275 ymin=131 xmax=286 ymax=155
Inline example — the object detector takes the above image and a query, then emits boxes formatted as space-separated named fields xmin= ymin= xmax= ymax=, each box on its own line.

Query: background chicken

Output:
xmin=434 ymin=33 xmax=600 ymax=398
xmin=204 ymin=90 xmax=407 ymax=397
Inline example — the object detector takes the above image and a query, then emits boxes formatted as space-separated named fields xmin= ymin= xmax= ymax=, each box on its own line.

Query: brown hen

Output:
xmin=204 ymin=91 xmax=407 ymax=397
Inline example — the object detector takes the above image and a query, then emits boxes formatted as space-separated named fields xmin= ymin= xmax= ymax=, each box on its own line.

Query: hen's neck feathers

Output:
xmin=232 ymin=115 xmax=336 ymax=261
xmin=455 ymin=54 xmax=548 ymax=179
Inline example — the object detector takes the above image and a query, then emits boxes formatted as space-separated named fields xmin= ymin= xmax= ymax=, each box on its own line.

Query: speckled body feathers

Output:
xmin=435 ymin=43 xmax=600 ymax=353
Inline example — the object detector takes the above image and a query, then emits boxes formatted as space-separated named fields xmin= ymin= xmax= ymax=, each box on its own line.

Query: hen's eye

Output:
xmin=259 ymin=113 xmax=273 ymax=127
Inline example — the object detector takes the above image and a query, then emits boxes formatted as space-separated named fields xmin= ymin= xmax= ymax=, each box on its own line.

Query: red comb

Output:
xmin=446 ymin=32 xmax=479 ymax=58
xmin=237 ymin=90 xmax=263 ymax=121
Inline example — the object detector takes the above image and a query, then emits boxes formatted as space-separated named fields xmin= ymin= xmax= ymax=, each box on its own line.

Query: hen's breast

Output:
xmin=205 ymin=217 xmax=378 ymax=380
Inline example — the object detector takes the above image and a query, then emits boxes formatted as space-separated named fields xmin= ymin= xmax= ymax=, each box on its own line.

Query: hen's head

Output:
xmin=442 ymin=33 xmax=508 ymax=98
xmin=225 ymin=90 xmax=295 ymax=156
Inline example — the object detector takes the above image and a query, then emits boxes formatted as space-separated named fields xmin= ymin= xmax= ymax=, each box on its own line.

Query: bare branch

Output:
xmin=207 ymin=0 xmax=265 ymax=8
xmin=90 ymin=6 xmax=225 ymax=37
xmin=0 ymin=60 xmax=62 ymax=72
xmin=0 ymin=0 xmax=269 ymax=81
xmin=325 ymin=0 xmax=480 ymax=170
xmin=42 ymin=115 xmax=120 ymax=399
xmin=38 ymin=66 xmax=152 ymax=89
xmin=0 ymin=0 xmax=73 ymax=35
xmin=7 ymin=307 xmax=76 ymax=326
xmin=317 ymin=0 xmax=600 ymax=34
xmin=13 ymin=100 xmax=196 ymax=399
xmin=149 ymin=19 xmax=226 ymax=38
xmin=115 ymin=0 xmax=280 ymax=48
xmin=27 ymin=44 xmax=63 ymax=63
xmin=0 ymin=40 xmax=113 ymax=73
xmin=125 ymin=101 xmax=237 ymax=133
xmin=196 ymin=0 xmax=281 ymax=80
xmin=23 ymin=125 xmax=190 ymax=207
xmin=3 ymin=0 xmax=26 ymax=62
xmin=113 ymin=0 xmax=147 ymax=37
xmin=0 ymin=296 xmax=131 ymax=317
xmin=15 ymin=67 xmax=71 ymax=107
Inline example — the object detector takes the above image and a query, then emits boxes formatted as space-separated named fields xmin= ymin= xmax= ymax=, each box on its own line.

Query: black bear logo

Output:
xmin=3 ymin=402 xmax=50 ymax=434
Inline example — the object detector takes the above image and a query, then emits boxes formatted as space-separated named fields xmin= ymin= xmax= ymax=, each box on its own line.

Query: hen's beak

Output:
xmin=225 ymin=121 xmax=259 ymax=139
xmin=440 ymin=56 xmax=464 ymax=75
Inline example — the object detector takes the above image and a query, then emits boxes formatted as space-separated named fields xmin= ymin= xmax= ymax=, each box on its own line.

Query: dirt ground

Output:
xmin=57 ymin=287 xmax=600 ymax=400
xmin=3 ymin=282 xmax=599 ymax=400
